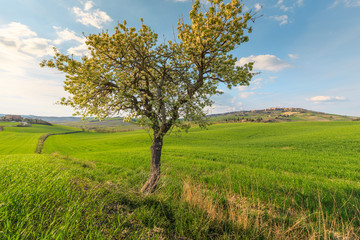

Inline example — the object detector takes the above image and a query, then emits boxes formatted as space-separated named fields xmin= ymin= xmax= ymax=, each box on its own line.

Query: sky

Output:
xmin=0 ymin=0 xmax=359 ymax=117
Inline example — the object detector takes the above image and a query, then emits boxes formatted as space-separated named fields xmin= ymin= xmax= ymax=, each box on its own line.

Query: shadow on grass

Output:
xmin=96 ymin=184 xmax=262 ymax=240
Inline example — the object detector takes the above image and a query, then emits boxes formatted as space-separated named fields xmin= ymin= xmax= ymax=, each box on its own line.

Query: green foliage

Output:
xmin=41 ymin=0 xmax=254 ymax=137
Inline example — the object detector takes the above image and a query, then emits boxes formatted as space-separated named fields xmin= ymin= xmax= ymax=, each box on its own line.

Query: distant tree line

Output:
xmin=1 ymin=115 xmax=52 ymax=126
xmin=224 ymin=117 xmax=265 ymax=122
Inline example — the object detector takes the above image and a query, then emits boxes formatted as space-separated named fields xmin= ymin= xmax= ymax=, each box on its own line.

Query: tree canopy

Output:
xmin=41 ymin=0 xmax=256 ymax=193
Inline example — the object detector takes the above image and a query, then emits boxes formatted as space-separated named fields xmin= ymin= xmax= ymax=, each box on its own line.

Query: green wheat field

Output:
xmin=1 ymin=121 xmax=360 ymax=239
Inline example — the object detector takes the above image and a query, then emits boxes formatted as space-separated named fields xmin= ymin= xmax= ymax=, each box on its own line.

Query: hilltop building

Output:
xmin=3 ymin=115 xmax=22 ymax=121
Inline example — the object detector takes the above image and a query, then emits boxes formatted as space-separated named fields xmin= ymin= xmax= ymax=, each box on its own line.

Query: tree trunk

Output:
xmin=141 ymin=136 xmax=163 ymax=194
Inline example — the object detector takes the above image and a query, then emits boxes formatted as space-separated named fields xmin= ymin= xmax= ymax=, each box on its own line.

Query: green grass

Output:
xmin=0 ymin=154 xmax=160 ymax=239
xmin=0 ymin=124 xmax=79 ymax=154
xmin=43 ymin=121 xmax=360 ymax=238
xmin=0 ymin=121 xmax=19 ymax=126
xmin=1 ymin=121 xmax=360 ymax=239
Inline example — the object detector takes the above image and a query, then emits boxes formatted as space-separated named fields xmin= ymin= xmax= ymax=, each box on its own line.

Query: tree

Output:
xmin=41 ymin=0 xmax=255 ymax=194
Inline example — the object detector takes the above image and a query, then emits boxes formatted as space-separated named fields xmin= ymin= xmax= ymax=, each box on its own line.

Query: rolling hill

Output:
xmin=208 ymin=107 xmax=357 ymax=123
xmin=1 ymin=119 xmax=360 ymax=238
xmin=1 ymin=108 xmax=358 ymax=133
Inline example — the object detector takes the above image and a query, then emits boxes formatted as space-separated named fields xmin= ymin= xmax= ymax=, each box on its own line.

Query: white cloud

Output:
xmin=0 ymin=41 xmax=34 ymax=75
xmin=235 ymin=78 xmax=271 ymax=100
xmin=52 ymin=26 xmax=89 ymax=56
xmin=210 ymin=77 xmax=273 ymax=114
xmin=237 ymin=78 xmax=264 ymax=91
xmin=288 ymin=53 xmax=299 ymax=59
xmin=250 ymin=78 xmax=264 ymax=90
xmin=0 ymin=44 xmax=72 ymax=115
xmin=307 ymin=96 xmax=347 ymax=103
xmin=236 ymin=86 xmax=248 ymax=91
xmin=239 ymin=92 xmax=256 ymax=99
xmin=236 ymin=54 xmax=293 ymax=72
xmin=68 ymin=43 xmax=89 ymax=56
xmin=216 ymin=89 xmax=224 ymax=93
xmin=207 ymin=102 xmax=243 ymax=115
xmin=21 ymin=38 xmax=53 ymax=57
xmin=0 ymin=22 xmax=53 ymax=58
xmin=209 ymin=92 xmax=243 ymax=114
xmin=254 ymin=3 xmax=262 ymax=11
xmin=0 ymin=22 xmax=36 ymax=43
xmin=0 ymin=71 xmax=73 ymax=116
xmin=276 ymin=0 xmax=304 ymax=11
xmin=0 ymin=23 xmax=88 ymax=58
xmin=271 ymin=15 xmax=289 ymax=25
xmin=273 ymin=0 xmax=303 ymax=25
xmin=53 ymin=26 xmax=85 ymax=45
xmin=332 ymin=0 xmax=360 ymax=7
xmin=84 ymin=1 xmax=94 ymax=11
xmin=72 ymin=1 xmax=112 ymax=29
xmin=0 ymin=22 xmax=73 ymax=116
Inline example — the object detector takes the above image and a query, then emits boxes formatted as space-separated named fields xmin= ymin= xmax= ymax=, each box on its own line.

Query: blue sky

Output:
xmin=0 ymin=0 xmax=359 ymax=117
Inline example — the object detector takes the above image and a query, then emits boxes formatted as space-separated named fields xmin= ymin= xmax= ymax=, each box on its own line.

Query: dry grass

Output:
xmin=283 ymin=112 xmax=300 ymax=116
xmin=182 ymin=181 xmax=359 ymax=239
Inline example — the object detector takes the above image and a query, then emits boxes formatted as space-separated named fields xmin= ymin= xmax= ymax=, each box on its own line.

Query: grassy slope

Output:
xmin=43 ymin=121 xmax=360 ymax=239
xmin=209 ymin=108 xmax=354 ymax=123
xmin=55 ymin=118 xmax=141 ymax=133
xmin=50 ymin=108 xmax=356 ymax=133
xmin=1 ymin=122 xmax=360 ymax=239
xmin=0 ymin=125 xmax=133 ymax=239
xmin=0 ymin=124 xmax=79 ymax=154
xmin=0 ymin=122 xmax=19 ymax=126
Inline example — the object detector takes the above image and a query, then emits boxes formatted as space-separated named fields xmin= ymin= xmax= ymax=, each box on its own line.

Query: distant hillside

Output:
xmin=0 ymin=114 xmax=52 ymax=126
xmin=23 ymin=115 xmax=83 ymax=123
xmin=0 ymin=114 xmax=82 ymax=123
xmin=208 ymin=107 xmax=358 ymax=123
xmin=56 ymin=117 xmax=140 ymax=133
xmin=1 ymin=108 xmax=358 ymax=132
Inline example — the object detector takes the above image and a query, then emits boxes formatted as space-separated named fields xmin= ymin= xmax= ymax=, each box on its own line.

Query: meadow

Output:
xmin=1 ymin=121 xmax=360 ymax=239
xmin=0 ymin=122 xmax=78 ymax=155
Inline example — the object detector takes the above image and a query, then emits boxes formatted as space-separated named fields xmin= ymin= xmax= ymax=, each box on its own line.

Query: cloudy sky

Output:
xmin=0 ymin=0 xmax=359 ymax=117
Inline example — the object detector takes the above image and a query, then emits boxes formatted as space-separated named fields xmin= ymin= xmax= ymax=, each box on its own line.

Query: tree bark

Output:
xmin=141 ymin=135 xmax=163 ymax=194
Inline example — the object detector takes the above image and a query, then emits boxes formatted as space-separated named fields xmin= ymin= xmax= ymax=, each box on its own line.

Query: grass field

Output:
xmin=53 ymin=118 xmax=141 ymax=133
xmin=0 ymin=122 xmax=19 ymax=126
xmin=1 ymin=121 xmax=360 ymax=239
xmin=0 ymin=123 xmax=79 ymax=154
